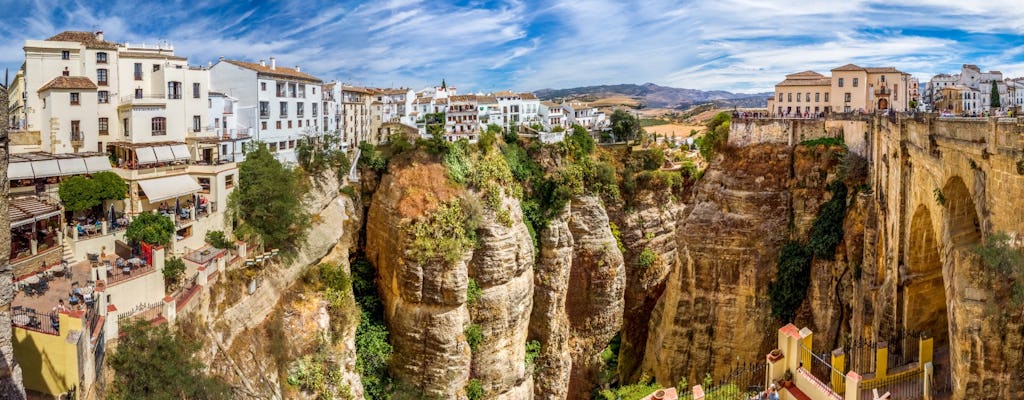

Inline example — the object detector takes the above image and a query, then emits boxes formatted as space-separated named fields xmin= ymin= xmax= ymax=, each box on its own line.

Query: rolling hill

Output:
xmin=533 ymin=83 xmax=770 ymax=109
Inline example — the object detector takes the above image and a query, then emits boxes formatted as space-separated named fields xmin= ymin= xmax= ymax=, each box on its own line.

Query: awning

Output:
xmin=170 ymin=144 xmax=191 ymax=161
xmin=57 ymin=158 xmax=88 ymax=175
xmin=9 ymin=197 xmax=62 ymax=229
xmin=8 ymin=162 xmax=34 ymax=180
xmin=137 ymin=175 xmax=202 ymax=203
xmin=84 ymin=156 xmax=112 ymax=173
xmin=135 ymin=147 xmax=157 ymax=164
xmin=31 ymin=160 xmax=61 ymax=178
xmin=153 ymin=146 xmax=176 ymax=163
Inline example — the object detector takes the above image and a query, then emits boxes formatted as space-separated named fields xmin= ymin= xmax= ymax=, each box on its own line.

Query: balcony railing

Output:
xmin=71 ymin=132 xmax=85 ymax=142
xmin=875 ymin=87 xmax=892 ymax=96
xmin=120 ymin=93 xmax=168 ymax=105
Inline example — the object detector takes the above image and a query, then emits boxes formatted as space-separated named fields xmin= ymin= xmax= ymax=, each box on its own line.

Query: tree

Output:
xmin=163 ymin=257 xmax=186 ymax=289
xmin=991 ymin=80 xmax=1001 ymax=109
xmin=204 ymin=230 xmax=235 ymax=249
xmin=610 ymin=109 xmax=641 ymax=143
xmin=125 ymin=212 xmax=175 ymax=246
xmin=768 ymin=241 xmax=812 ymax=323
xmin=695 ymin=112 xmax=731 ymax=160
xmin=229 ymin=142 xmax=310 ymax=252
xmin=108 ymin=320 xmax=231 ymax=400
xmin=92 ymin=171 xmax=128 ymax=201
xmin=59 ymin=176 xmax=100 ymax=212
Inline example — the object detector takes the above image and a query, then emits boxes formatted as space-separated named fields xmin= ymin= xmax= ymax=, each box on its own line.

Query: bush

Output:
xmin=350 ymin=257 xmax=392 ymax=400
xmin=768 ymin=241 xmax=812 ymax=322
xmin=807 ymin=182 xmax=848 ymax=259
xmin=466 ymin=379 xmax=483 ymax=400
xmin=610 ymin=109 xmax=642 ymax=142
xmin=525 ymin=340 xmax=541 ymax=367
xmin=640 ymin=147 xmax=666 ymax=170
xmin=108 ymin=320 xmax=231 ymax=399
xmin=443 ymin=141 xmax=471 ymax=184
xmin=599 ymin=373 xmax=661 ymax=400
xmin=609 ymin=222 xmax=626 ymax=253
xmin=466 ymin=278 xmax=482 ymax=306
xmin=126 ymin=212 xmax=175 ymax=246
xmin=638 ymin=248 xmax=657 ymax=268
xmin=465 ymin=324 xmax=483 ymax=352
xmin=358 ymin=141 xmax=388 ymax=172
xmin=696 ymin=112 xmax=731 ymax=160
xmin=205 ymin=230 xmax=235 ymax=249
xmin=409 ymin=199 xmax=478 ymax=264
xmin=340 ymin=185 xmax=357 ymax=198
xmin=229 ymin=143 xmax=310 ymax=252
xmin=973 ymin=232 xmax=1024 ymax=306
xmin=163 ymin=257 xmax=186 ymax=289
xmin=800 ymin=137 xmax=845 ymax=147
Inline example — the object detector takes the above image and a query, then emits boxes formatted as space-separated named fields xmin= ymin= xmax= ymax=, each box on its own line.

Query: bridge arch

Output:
xmin=942 ymin=176 xmax=981 ymax=249
xmin=903 ymin=204 xmax=948 ymax=343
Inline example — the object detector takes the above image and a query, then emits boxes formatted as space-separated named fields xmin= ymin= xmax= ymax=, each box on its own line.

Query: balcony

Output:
xmin=120 ymin=93 xmax=167 ymax=107
xmin=71 ymin=132 xmax=85 ymax=147
xmin=875 ymin=86 xmax=892 ymax=96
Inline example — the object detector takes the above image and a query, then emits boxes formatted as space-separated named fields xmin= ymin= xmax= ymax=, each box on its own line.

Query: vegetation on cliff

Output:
xmin=350 ymin=257 xmax=393 ymax=400
xmin=107 ymin=320 xmax=231 ymax=399
xmin=229 ymin=143 xmax=310 ymax=253
xmin=695 ymin=111 xmax=730 ymax=160
xmin=296 ymin=133 xmax=351 ymax=185
xmin=973 ymin=232 xmax=1024 ymax=306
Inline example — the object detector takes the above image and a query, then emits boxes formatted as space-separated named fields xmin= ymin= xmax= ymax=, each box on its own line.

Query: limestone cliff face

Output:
xmin=0 ymin=85 xmax=26 ymax=398
xmin=530 ymin=196 xmax=625 ymax=399
xmin=365 ymin=154 xmax=535 ymax=399
xmin=643 ymin=144 xmax=792 ymax=384
xmin=608 ymin=191 xmax=682 ymax=383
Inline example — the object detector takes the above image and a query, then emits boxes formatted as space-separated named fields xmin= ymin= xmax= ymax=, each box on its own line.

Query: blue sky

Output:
xmin=2 ymin=0 xmax=1023 ymax=93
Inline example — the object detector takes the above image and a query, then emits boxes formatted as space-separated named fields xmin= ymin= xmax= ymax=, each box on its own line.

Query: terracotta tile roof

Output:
xmin=37 ymin=76 xmax=98 ymax=92
xmin=493 ymin=90 xmax=517 ymax=97
xmin=448 ymin=95 xmax=477 ymax=102
xmin=832 ymin=63 xmax=865 ymax=72
xmin=379 ymin=88 xmax=409 ymax=95
xmin=785 ymin=70 xmax=826 ymax=79
xmin=323 ymin=82 xmax=336 ymax=91
xmin=222 ymin=59 xmax=323 ymax=83
xmin=864 ymin=67 xmax=901 ymax=73
xmin=776 ymin=78 xmax=832 ymax=87
xmin=476 ymin=96 xmax=497 ymax=104
xmin=118 ymin=51 xmax=187 ymax=61
xmin=434 ymin=98 xmax=449 ymax=104
xmin=341 ymin=85 xmax=374 ymax=94
xmin=519 ymin=92 xmax=538 ymax=100
xmin=414 ymin=97 xmax=432 ymax=104
xmin=46 ymin=31 xmax=118 ymax=49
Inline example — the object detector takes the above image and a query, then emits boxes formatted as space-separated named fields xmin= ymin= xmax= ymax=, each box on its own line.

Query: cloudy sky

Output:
xmin=2 ymin=0 xmax=1023 ymax=93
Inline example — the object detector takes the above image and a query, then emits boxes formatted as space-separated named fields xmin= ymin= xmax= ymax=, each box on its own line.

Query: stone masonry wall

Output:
xmin=0 ymin=85 xmax=27 ymax=398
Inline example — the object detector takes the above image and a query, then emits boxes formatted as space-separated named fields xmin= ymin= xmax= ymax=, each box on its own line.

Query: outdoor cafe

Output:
xmin=136 ymin=174 xmax=204 ymax=229
xmin=9 ymin=196 xmax=62 ymax=273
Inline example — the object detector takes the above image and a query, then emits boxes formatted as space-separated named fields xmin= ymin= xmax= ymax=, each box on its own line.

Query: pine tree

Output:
xmin=441 ymin=79 xmax=447 ymax=90
xmin=991 ymin=80 xmax=1001 ymax=109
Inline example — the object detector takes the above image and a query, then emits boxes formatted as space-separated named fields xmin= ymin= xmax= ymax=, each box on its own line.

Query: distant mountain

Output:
xmin=533 ymin=83 xmax=770 ymax=109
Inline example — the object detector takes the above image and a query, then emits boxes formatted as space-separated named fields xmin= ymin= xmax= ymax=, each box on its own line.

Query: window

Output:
xmin=777 ymin=93 xmax=783 ymax=102
xmin=70 ymin=92 xmax=80 ymax=105
xmin=880 ymin=75 xmax=886 ymax=83
xmin=153 ymin=64 xmax=160 ymax=72
xmin=815 ymin=92 xmax=820 ymax=102
xmin=198 ymin=178 xmax=211 ymax=192
xmin=787 ymin=93 xmax=792 ymax=102
xmin=276 ymin=121 xmax=282 ymax=129
xmin=135 ymin=89 xmax=143 ymax=99
xmin=215 ymin=117 xmax=220 ymax=128
xmin=134 ymin=63 xmax=143 ymax=80
xmin=277 ymin=83 xmax=286 ymax=97
xmin=193 ymin=115 xmax=202 ymax=132
xmin=193 ymin=82 xmax=201 ymax=98
xmin=289 ymin=140 xmax=295 ymax=149
xmin=289 ymin=83 xmax=297 ymax=97
xmin=261 ymin=82 xmax=267 ymax=91
xmin=297 ymin=102 xmax=304 ymax=117
xmin=124 ymin=118 xmax=129 ymax=136
xmin=853 ymin=78 xmax=859 ymax=87
xmin=288 ymin=121 xmax=293 ymax=128
xmin=62 ymin=68 xmax=70 ymax=77
xmin=98 ymin=118 xmax=109 ymax=135
xmin=313 ymin=87 xmax=316 ymax=95
xmin=825 ymin=93 xmax=830 ymax=102
xmin=97 ymin=69 xmax=108 ymax=85
xmin=259 ymin=101 xmax=270 ymax=118
xmin=312 ymin=103 xmax=318 ymax=117
xmin=894 ymin=85 xmax=898 ymax=101
xmin=167 ymin=82 xmax=182 ymax=99
xmin=299 ymin=84 xmax=306 ymax=98
xmin=96 ymin=52 xmax=107 ymax=64
xmin=838 ymin=78 xmax=844 ymax=87
xmin=225 ymin=174 xmax=234 ymax=188
xmin=71 ymin=121 xmax=81 ymax=141
xmin=98 ymin=91 xmax=109 ymax=104
xmin=298 ymin=120 xmax=302 ymax=127
xmin=844 ymin=93 xmax=851 ymax=102
xmin=280 ymin=102 xmax=288 ymax=117
xmin=61 ymin=50 xmax=70 ymax=60
xmin=261 ymin=121 xmax=267 ymax=130
xmin=796 ymin=93 xmax=801 ymax=102
xmin=279 ymin=142 xmax=286 ymax=150
xmin=806 ymin=93 xmax=811 ymax=102
xmin=152 ymin=117 xmax=167 ymax=135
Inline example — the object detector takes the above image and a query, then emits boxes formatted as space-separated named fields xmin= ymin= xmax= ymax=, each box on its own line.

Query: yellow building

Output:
xmin=13 ymin=309 xmax=95 ymax=397
xmin=772 ymin=71 xmax=832 ymax=116
xmin=772 ymin=64 xmax=913 ymax=116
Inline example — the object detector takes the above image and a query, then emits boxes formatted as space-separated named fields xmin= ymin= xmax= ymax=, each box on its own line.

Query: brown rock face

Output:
xmin=643 ymin=144 xmax=792 ymax=385
xmin=530 ymin=196 xmax=625 ymax=399
xmin=0 ymin=85 xmax=26 ymax=398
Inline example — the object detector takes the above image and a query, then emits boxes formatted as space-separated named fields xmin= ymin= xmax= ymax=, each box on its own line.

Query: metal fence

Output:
xmin=860 ymin=369 xmax=924 ymax=400
xmin=11 ymin=308 xmax=59 ymax=335
xmin=801 ymin=343 xmax=846 ymax=395
xmin=841 ymin=330 xmax=927 ymax=375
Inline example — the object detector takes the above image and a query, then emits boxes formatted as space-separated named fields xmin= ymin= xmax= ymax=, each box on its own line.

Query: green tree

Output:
xmin=991 ymin=80 xmax=1001 ymax=109
xmin=695 ymin=112 xmax=731 ymax=161
xmin=125 ymin=212 xmax=175 ymax=246
xmin=610 ymin=109 xmax=641 ymax=142
xmin=768 ymin=241 xmax=812 ymax=322
xmin=58 ymin=175 xmax=101 ymax=212
xmin=204 ymin=230 xmax=235 ymax=249
xmin=163 ymin=257 xmax=186 ymax=289
xmin=107 ymin=320 xmax=231 ymax=400
xmin=92 ymin=171 xmax=128 ymax=201
xmin=230 ymin=143 xmax=310 ymax=252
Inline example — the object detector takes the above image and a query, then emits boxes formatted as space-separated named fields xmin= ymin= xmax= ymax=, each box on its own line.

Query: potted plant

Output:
xmin=781 ymin=369 xmax=794 ymax=389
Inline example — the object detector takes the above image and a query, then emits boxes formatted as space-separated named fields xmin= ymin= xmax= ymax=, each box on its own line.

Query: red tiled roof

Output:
xmin=222 ymin=59 xmax=323 ymax=83
xmin=864 ymin=67 xmax=902 ymax=74
xmin=46 ymin=31 xmax=118 ymax=49
xmin=776 ymin=78 xmax=831 ymax=87
xmin=118 ymin=51 xmax=187 ymax=61
xmin=519 ymin=92 xmax=538 ymax=100
xmin=832 ymin=64 xmax=865 ymax=71
xmin=37 ymin=76 xmax=98 ymax=92
xmin=448 ymin=95 xmax=477 ymax=102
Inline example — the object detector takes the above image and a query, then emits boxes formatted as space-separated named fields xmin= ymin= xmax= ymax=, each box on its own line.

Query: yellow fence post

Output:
xmin=920 ymin=337 xmax=933 ymax=365
xmin=831 ymin=348 xmax=846 ymax=393
xmin=800 ymin=330 xmax=813 ymax=371
xmin=875 ymin=342 xmax=888 ymax=379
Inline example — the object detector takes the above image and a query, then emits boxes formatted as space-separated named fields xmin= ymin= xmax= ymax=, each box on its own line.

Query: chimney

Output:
xmin=295 ymin=65 xmax=300 ymax=72
xmin=95 ymin=31 xmax=103 ymax=41
xmin=219 ymin=56 xmax=224 ymax=62
xmin=260 ymin=59 xmax=265 ymax=67
xmin=270 ymin=57 xmax=276 ymax=70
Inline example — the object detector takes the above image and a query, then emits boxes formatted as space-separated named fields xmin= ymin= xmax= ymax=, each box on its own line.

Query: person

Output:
xmin=56 ymin=299 xmax=67 ymax=313
xmin=767 ymin=384 xmax=779 ymax=400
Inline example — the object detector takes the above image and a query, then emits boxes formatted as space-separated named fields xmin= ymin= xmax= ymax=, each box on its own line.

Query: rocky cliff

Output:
xmin=0 ymin=84 xmax=26 ymax=399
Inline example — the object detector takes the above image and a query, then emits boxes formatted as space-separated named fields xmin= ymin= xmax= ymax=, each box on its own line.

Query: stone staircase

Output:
xmin=61 ymin=244 xmax=77 ymax=265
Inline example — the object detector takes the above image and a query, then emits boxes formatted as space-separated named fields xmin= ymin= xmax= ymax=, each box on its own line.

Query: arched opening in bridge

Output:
xmin=943 ymin=176 xmax=981 ymax=249
xmin=877 ymin=98 xmax=889 ymax=110
xmin=903 ymin=205 xmax=949 ymax=345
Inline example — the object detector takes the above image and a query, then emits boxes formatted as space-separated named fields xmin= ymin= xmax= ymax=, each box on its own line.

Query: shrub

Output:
xmin=230 ymin=142 xmax=310 ymax=252
xmin=696 ymin=112 xmax=731 ymax=160
xmin=525 ymin=340 xmax=541 ymax=367
xmin=443 ymin=141 xmax=471 ymax=184
xmin=599 ymin=373 xmax=660 ymax=400
xmin=339 ymin=185 xmax=357 ymax=198
xmin=205 ymin=230 xmax=235 ymax=249
xmin=807 ymin=182 xmax=848 ymax=260
xmin=125 ymin=211 xmax=175 ymax=246
xmin=358 ymin=141 xmax=388 ymax=172
xmin=800 ymin=137 xmax=845 ymax=147
xmin=465 ymin=324 xmax=483 ymax=351
xmin=768 ymin=241 xmax=812 ymax=322
xmin=466 ymin=278 xmax=482 ymax=306
xmin=163 ymin=257 xmax=186 ymax=289
xmin=609 ymin=222 xmax=626 ymax=253
xmin=640 ymin=147 xmax=666 ymax=170
xmin=466 ymin=379 xmax=483 ymax=400
xmin=409 ymin=199 xmax=478 ymax=264
xmin=638 ymin=248 xmax=657 ymax=268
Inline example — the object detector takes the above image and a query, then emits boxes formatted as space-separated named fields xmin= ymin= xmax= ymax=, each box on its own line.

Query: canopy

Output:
xmin=153 ymin=146 xmax=176 ymax=163
xmin=31 ymin=159 xmax=61 ymax=178
xmin=135 ymin=147 xmax=157 ymax=164
xmin=8 ymin=162 xmax=34 ymax=180
xmin=84 ymin=156 xmax=112 ymax=173
xmin=57 ymin=158 xmax=88 ymax=175
xmin=137 ymin=175 xmax=202 ymax=203
xmin=9 ymin=197 xmax=61 ymax=229
xmin=170 ymin=144 xmax=191 ymax=161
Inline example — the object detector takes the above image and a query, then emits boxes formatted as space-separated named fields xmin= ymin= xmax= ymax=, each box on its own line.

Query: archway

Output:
xmin=903 ymin=205 xmax=949 ymax=343
xmin=878 ymin=98 xmax=889 ymax=110
xmin=942 ymin=176 xmax=981 ymax=249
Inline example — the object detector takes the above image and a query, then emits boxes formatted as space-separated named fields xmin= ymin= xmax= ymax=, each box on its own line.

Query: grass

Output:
xmin=799 ymin=137 xmax=845 ymax=147
xmin=640 ymin=118 xmax=671 ymax=127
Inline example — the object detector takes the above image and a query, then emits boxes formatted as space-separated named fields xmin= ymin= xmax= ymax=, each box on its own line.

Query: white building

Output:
xmin=562 ymin=101 xmax=605 ymax=129
xmin=209 ymin=57 xmax=324 ymax=163
xmin=446 ymin=95 xmax=480 ymax=141
xmin=927 ymin=64 xmax=1009 ymax=114
xmin=539 ymin=101 xmax=567 ymax=130
xmin=208 ymin=91 xmax=250 ymax=162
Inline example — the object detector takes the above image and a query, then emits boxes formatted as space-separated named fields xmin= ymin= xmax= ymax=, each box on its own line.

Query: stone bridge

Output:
xmin=732 ymin=115 xmax=1024 ymax=399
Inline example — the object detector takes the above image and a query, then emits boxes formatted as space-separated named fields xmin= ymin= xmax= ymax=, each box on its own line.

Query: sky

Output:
xmin=1 ymin=0 xmax=1023 ymax=93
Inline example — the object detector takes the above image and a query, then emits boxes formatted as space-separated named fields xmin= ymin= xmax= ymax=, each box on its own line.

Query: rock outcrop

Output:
xmin=0 ymin=85 xmax=26 ymax=398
